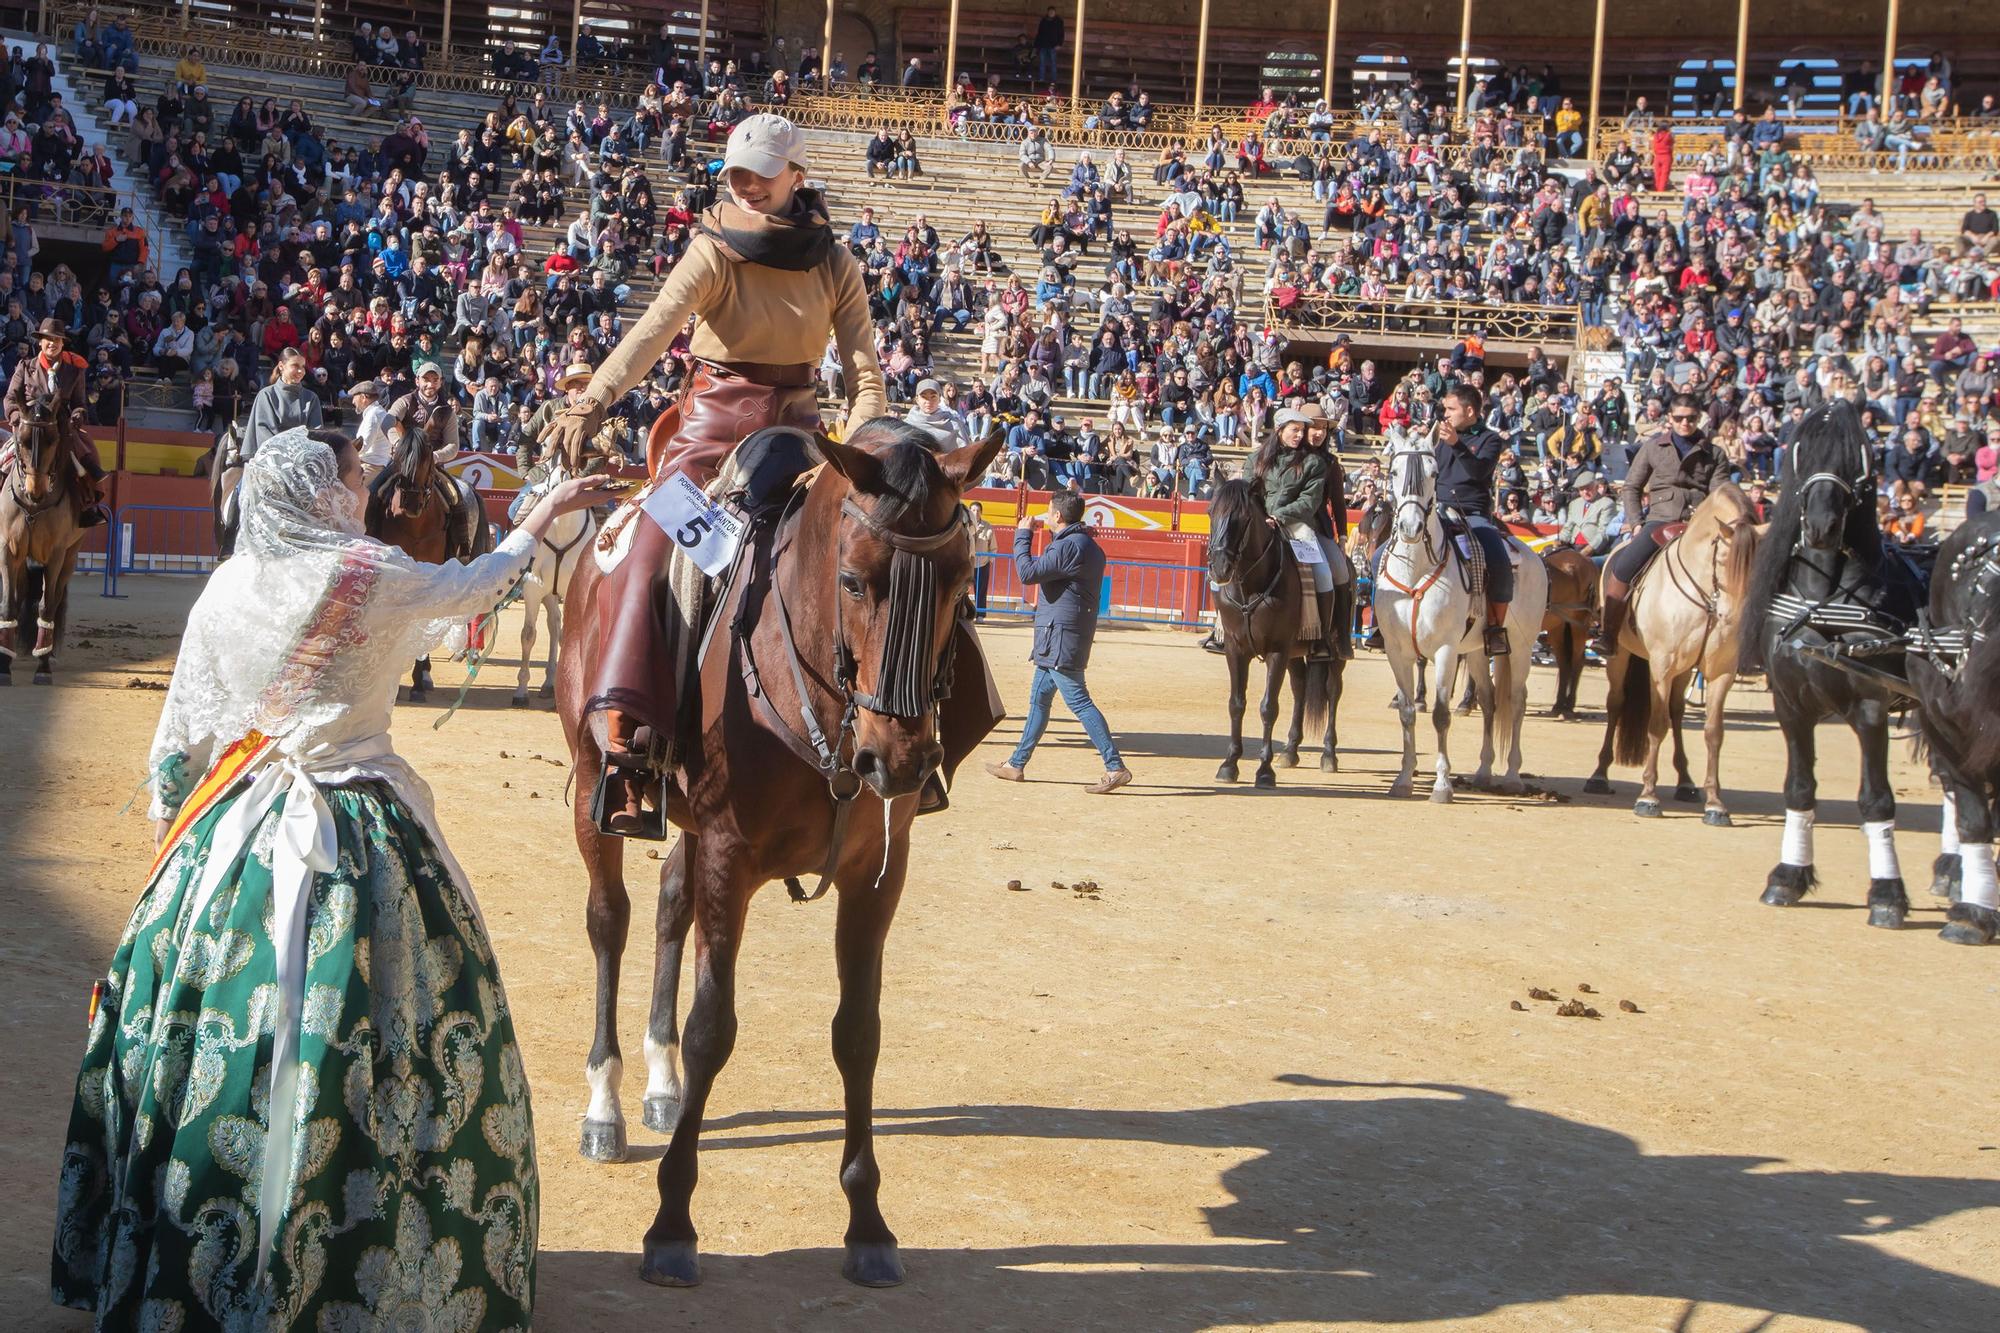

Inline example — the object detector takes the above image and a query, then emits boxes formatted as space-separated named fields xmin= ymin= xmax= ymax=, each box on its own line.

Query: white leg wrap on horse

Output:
xmin=1781 ymin=808 xmax=1815 ymax=867
xmin=1960 ymin=843 xmax=1999 ymax=911
xmin=0 ymin=618 xmax=15 ymax=629
xmin=644 ymin=1032 xmax=678 ymax=1099
xmin=36 ymin=618 xmax=55 ymax=629
xmin=584 ymin=1056 xmax=622 ymax=1122
xmin=1862 ymin=820 xmax=1901 ymax=880
xmin=1939 ymin=790 xmax=1961 ymax=856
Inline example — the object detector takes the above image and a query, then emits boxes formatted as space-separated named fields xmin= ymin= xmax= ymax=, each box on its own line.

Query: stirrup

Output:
xmin=1483 ymin=624 xmax=1511 ymax=656
xmin=591 ymin=742 xmax=669 ymax=840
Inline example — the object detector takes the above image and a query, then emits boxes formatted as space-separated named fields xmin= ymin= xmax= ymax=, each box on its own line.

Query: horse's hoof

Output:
xmin=642 ymin=1095 xmax=681 ymax=1134
xmin=408 ymin=689 xmax=429 ymax=705
xmin=639 ymin=1239 xmax=702 ymax=1287
xmin=1930 ymin=853 xmax=1962 ymax=901
xmin=1582 ymin=776 xmax=1612 ymax=795
xmin=1702 ymin=809 xmax=1733 ymax=827
xmin=539 ymin=683 xmax=556 ymax=699
xmin=1497 ymin=777 xmax=1524 ymax=796
xmin=1939 ymin=904 xmax=1999 ymax=945
xmin=32 ymin=672 xmax=51 ymax=685
xmin=1254 ymin=768 xmax=1277 ymax=790
xmin=0 ymin=674 xmax=10 ymax=687
xmin=1867 ymin=903 xmax=1906 ymax=930
xmin=510 ymin=694 xmax=529 ymax=708
xmin=1429 ymin=786 xmax=1453 ymax=805
xmin=1633 ymin=798 xmax=1662 ymax=818
xmin=1215 ymin=763 xmax=1239 ymax=784
xmin=1276 ymin=750 xmax=1299 ymax=769
xmin=1388 ymin=779 xmax=1412 ymax=797
xmin=578 ymin=1119 xmax=628 ymax=1162
xmin=1673 ymin=784 xmax=1700 ymax=803
xmin=1320 ymin=753 xmax=1338 ymax=773
xmin=842 ymin=1242 xmax=906 ymax=1288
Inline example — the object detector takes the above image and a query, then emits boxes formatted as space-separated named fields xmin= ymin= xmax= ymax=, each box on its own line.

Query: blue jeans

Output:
xmin=1010 ymin=665 xmax=1125 ymax=771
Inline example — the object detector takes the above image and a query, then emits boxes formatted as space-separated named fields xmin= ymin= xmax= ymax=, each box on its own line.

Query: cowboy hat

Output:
xmin=557 ymin=361 xmax=595 ymax=389
xmin=34 ymin=318 xmax=67 ymax=342
xmin=1273 ymin=407 xmax=1312 ymax=429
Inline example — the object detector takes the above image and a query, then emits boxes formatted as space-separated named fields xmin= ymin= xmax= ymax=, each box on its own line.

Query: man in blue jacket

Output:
xmin=985 ymin=489 xmax=1134 ymax=793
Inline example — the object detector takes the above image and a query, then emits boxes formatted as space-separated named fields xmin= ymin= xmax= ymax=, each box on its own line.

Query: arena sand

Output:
xmin=2 ymin=576 xmax=1996 ymax=1333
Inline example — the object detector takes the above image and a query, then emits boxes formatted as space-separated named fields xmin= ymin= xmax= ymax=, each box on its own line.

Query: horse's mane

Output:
xmin=1682 ymin=481 xmax=1761 ymax=612
xmin=1740 ymin=400 xmax=1872 ymax=664
xmin=837 ymin=417 xmax=952 ymax=527
xmin=1207 ymin=477 xmax=1263 ymax=535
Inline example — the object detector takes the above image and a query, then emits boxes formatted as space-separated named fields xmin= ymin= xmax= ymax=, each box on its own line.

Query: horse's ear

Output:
xmin=938 ymin=428 xmax=1003 ymax=494
xmin=814 ymin=431 xmax=884 ymax=493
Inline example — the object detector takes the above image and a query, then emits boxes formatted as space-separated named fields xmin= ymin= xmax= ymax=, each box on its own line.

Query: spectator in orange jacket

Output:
xmin=102 ymin=207 xmax=148 ymax=285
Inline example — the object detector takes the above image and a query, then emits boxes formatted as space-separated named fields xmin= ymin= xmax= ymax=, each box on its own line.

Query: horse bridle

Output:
xmin=760 ymin=488 xmax=969 ymax=902
xmin=1212 ymin=510 xmax=1287 ymax=616
xmin=1388 ymin=447 xmax=1441 ymax=565
xmin=7 ymin=405 xmax=66 ymax=515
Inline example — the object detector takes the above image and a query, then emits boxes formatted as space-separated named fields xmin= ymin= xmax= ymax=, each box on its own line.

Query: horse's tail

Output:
xmin=1301 ymin=658 xmax=1331 ymax=737
xmin=1611 ymin=653 xmax=1653 ymax=768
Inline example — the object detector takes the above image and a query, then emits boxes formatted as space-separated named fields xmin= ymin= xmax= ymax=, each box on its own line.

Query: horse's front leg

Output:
xmin=1699 ymin=671 xmax=1735 ymax=826
xmin=1216 ymin=648 xmax=1248 ymax=783
xmin=1761 ymin=703 xmax=1819 ymax=907
xmin=513 ymin=589 xmax=539 ymax=707
xmin=0 ymin=555 xmax=15 ymax=684
xmin=1940 ymin=778 xmax=1999 ymax=944
xmin=409 ymin=656 xmax=433 ymax=703
xmin=542 ymin=592 xmax=564 ymax=699
xmin=1854 ymin=700 xmax=1908 ymax=930
xmin=1429 ymin=647 xmax=1461 ymax=804
xmin=1253 ymin=650 xmax=1285 ymax=788
xmin=641 ymin=836 xmax=751 ymax=1288
xmin=576 ymin=762 xmax=635 ymax=1163
xmin=1633 ymin=669 xmax=1677 ymax=818
xmin=832 ymin=813 xmax=912 ymax=1287
xmin=1386 ymin=640 xmax=1419 ymax=796
xmin=644 ymin=836 xmax=693 ymax=1133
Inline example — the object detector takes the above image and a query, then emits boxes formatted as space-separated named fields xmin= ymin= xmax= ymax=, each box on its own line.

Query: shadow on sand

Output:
xmin=542 ymin=1075 xmax=2000 ymax=1329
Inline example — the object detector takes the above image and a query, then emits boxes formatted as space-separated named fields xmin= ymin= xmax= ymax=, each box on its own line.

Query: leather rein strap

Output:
xmin=742 ymin=488 xmax=967 ymax=903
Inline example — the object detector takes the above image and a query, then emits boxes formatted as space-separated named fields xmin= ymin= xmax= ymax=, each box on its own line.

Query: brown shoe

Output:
xmin=1084 ymin=768 xmax=1133 ymax=795
xmin=603 ymin=767 xmax=650 ymax=835
xmin=984 ymin=761 xmax=1025 ymax=782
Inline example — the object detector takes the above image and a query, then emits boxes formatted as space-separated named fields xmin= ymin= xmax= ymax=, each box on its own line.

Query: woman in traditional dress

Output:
xmin=51 ymin=426 xmax=614 ymax=1329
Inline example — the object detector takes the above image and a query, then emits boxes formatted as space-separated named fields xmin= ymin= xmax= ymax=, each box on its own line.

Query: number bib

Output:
xmin=641 ymin=472 xmax=747 ymax=577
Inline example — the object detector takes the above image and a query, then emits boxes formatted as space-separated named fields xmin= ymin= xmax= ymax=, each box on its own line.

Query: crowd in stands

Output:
xmin=3 ymin=16 xmax=1990 ymax=533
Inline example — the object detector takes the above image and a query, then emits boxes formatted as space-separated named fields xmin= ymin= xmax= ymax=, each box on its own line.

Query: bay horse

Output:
xmin=1741 ymin=401 xmax=1926 ymax=929
xmin=365 ymin=423 xmax=491 ymax=702
xmin=1205 ymin=478 xmax=1341 ymax=787
xmin=1582 ymin=485 xmax=1761 ymax=823
xmin=1539 ymin=544 xmax=1598 ymax=719
xmin=1374 ymin=436 xmax=1549 ymax=800
xmin=208 ymin=422 xmax=246 ymax=558
xmin=555 ymin=420 xmax=1001 ymax=1288
xmin=1901 ymin=510 xmax=2000 ymax=944
xmin=0 ymin=394 xmax=90 ymax=685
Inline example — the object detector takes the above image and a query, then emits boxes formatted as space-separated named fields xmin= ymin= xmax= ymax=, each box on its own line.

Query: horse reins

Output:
xmin=1379 ymin=447 xmax=1450 ymax=644
xmin=1213 ymin=516 xmax=1288 ymax=618
xmin=753 ymin=485 xmax=968 ymax=903
xmin=6 ymin=408 xmax=68 ymax=517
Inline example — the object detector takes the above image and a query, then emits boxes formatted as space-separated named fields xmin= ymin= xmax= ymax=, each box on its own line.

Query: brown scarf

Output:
xmin=698 ymin=188 xmax=833 ymax=273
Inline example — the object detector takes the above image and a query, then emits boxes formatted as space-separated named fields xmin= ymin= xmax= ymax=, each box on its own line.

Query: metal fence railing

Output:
xmin=979 ymin=553 xmax=1209 ymax=629
xmin=98 ymin=504 xmax=217 ymax=597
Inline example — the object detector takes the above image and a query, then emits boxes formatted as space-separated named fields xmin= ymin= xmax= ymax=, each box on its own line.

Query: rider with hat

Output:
xmin=536 ymin=113 xmax=887 ymax=835
xmin=346 ymin=379 xmax=393 ymax=483
xmin=1299 ymin=400 xmax=1355 ymax=657
xmin=1253 ymin=406 xmax=1344 ymax=662
xmin=1432 ymin=382 xmax=1516 ymax=657
xmin=509 ymin=361 xmax=600 ymax=522
xmin=5 ymin=319 xmax=107 ymax=526
xmin=1596 ymin=391 xmax=1729 ymax=653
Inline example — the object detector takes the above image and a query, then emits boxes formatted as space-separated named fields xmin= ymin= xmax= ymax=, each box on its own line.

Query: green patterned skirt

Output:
xmin=52 ymin=779 xmax=539 ymax=1331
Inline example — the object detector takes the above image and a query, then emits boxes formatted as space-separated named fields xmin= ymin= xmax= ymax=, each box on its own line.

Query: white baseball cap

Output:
xmin=723 ymin=113 xmax=808 ymax=177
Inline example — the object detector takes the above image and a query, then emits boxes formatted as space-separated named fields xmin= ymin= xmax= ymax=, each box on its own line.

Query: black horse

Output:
xmin=1740 ymin=401 xmax=1927 ymax=929
xmin=1903 ymin=511 xmax=2000 ymax=945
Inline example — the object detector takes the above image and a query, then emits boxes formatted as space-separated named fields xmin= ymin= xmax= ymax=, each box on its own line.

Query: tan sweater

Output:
xmin=584 ymin=232 xmax=887 ymax=431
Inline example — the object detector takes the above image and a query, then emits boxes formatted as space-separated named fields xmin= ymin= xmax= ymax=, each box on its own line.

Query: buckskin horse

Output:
xmin=555 ymin=420 xmax=1001 ymax=1288
xmin=1582 ymin=484 xmax=1761 ymax=823
xmin=0 ymin=393 xmax=90 ymax=685
xmin=1741 ymin=401 xmax=1926 ymax=929
xmin=1204 ymin=478 xmax=1341 ymax=786
xmin=1900 ymin=510 xmax=2000 ymax=944
xmin=365 ymin=422 xmax=491 ymax=702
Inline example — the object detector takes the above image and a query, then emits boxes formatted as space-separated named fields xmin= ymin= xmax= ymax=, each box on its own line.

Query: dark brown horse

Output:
xmin=555 ymin=419 xmax=1001 ymax=1289
xmin=365 ymin=426 xmax=490 ymax=701
xmin=1205 ymin=478 xmax=1341 ymax=787
xmin=1540 ymin=544 xmax=1599 ymax=719
xmin=0 ymin=394 xmax=89 ymax=685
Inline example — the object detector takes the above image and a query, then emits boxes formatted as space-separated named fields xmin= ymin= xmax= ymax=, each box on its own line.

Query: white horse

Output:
xmin=1373 ymin=436 xmax=1549 ymax=800
xmin=513 ymin=458 xmax=598 ymax=706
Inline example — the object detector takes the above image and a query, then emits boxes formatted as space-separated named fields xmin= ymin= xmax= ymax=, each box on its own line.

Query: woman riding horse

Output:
xmin=1252 ymin=406 xmax=1343 ymax=663
xmin=537 ymin=113 xmax=887 ymax=835
xmin=1299 ymin=401 xmax=1355 ymax=657
xmin=5 ymin=320 xmax=107 ymax=527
